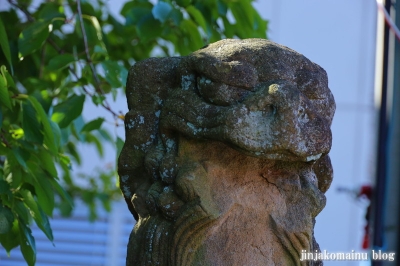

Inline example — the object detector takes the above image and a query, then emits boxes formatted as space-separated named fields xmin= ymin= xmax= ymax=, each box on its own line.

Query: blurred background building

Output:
xmin=254 ymin=4 xmax=377 ymax=266
xmin=0 ymin=0 xmax=389 ymax=265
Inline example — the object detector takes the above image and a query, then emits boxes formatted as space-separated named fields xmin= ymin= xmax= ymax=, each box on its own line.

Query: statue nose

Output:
xmin=247 ymin=82 xmax=309 ymax=119
xmin=261 ymin=83 xmax=317 ymax=123
xmin=250 ymin=82 xmax=330 ymax=156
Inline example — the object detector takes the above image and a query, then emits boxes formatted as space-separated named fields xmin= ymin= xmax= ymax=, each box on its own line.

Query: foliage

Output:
xmin=0 ymin=0 xmax=267 ymax=264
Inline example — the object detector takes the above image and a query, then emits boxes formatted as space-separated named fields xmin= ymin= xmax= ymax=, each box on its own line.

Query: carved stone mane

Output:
xmin=118 ymin=39 xmax=335 ymax=266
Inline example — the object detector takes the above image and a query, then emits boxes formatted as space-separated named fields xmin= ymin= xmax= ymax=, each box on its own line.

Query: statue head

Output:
xmin=119 ymin=39 xmax=335 ymax=265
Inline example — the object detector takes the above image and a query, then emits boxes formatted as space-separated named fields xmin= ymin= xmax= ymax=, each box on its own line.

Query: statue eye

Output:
xmin=196 ymin=76 xmax=251 ymax=106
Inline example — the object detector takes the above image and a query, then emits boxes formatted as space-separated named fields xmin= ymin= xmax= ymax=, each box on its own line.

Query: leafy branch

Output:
xmin=77 ymin=0 xmax=100 ymax=87
xmin=7 ymin=0 xmax=123 ymax=122
xmin=0 ymin=0 xmax=267 ymax=265
xmin=6 ymin=0 xmax=34 ymax=22
xmin=0 ymin=129 xmax=12 ymax=148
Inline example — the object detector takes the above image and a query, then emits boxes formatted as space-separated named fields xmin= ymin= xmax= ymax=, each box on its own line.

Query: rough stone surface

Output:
xmin=118 ymin=39 xmax=336 ymax=266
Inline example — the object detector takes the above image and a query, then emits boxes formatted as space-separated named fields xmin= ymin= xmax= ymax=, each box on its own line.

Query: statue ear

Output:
xmin=313 ymin=155 xmax=333 ymax=193
xmin=118 ymin=57 xmax=182 ymax=219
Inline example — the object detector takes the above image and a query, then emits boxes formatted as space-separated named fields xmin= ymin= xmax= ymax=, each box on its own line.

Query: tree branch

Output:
xmin=7 ymin=0 xmax=34 ymax=22
xmin=76 ymin=0 xmax=101 ymax=87
xmin=8 ymin=0 xmax=124 ymax=122
xmin=67 ymin=67 xmax=121 ymax=119
xmin=0 ymin=129 xmax=12 ymax=148
xmin=75 ymin=0 xmax=122 ymax=121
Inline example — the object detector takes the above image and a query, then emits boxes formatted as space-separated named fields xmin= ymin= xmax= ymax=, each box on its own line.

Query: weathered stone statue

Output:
xmin=118 ymin=39 xmax=335 ymax=266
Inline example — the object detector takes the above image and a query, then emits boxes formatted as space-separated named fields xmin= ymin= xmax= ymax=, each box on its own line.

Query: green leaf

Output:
xmin=186 ymin=5 xmax=207 ymax=32
xmin=0 ymin=108 xmax=2 ymax=128
xmin=176 ymin=35 xmax=192 ymax=55
xmin=136 ymin=14 xmax=162 ymax=43
xmin=7 ymin=167 xmax=23 ymax=189
xmin=123 ymin=2 xmax=153 ymax=25
xmin=180 ymin=19 xmax=203 ymax=51
xmin=0 ymin=17 xmax=13 ymax=74
xmin=98 ymin=128 xmax=112 ymax=142
xmin=59 ymin=154 xmax=71 ymax=168
xmin=18 ymin=20 xmax=51 ymax=57
xmin=176 ymin=0 xmax=192 ymax=7
xmin=85 ymin=133 xmax=104 ymax=157
xmin=3 ymin=158 xmax=11 ymax=176
xmin=0 ymin=179 xmax=10 ymax=193
xmin=0 ymin=219 xmax=20 ymax=254
xmin=49 ymin=178 xmax=74 ymax=208
xmin=36 ymin=207 xmax=53 ymax=242
xmin=228 ymin=1 xmax=267 ymax=39
xmin=0 ymin=67 xmax=12 ymax=109
xmin=60 ymin=127 xmax=70 ymax=146
xmin=34 ymin=175 xmax=55 ymax=216
xmin=75 ymin=16 xmax=100 ymax=48
xmin=38 ymin=2 xmax=65 ymax=21
xmin=20 ymin=189 xmax=53 ymax=241
xmin=51 ymin=94 xmax=85 ymax=128
xmin=116 ymin=136 xmax=124 ymax=165
xmin=169 ymin=8 xmax=183 ymax=26
xmin=18 ymin=218 xmax=36 ymax=266
xmin=85 ymin=16 xmax=104 ymax=43
xmin=81 ymin=118 xmax=104 ymax=133
xmin=222 ymin=17 xmax=235 ymax=38
xmin=152 ymin=1 xmax=172 ymax=23
xmin=12 ymin=148 xmax=29 ymax=170
xmin=91 ymin=45 xmax=108 ymax=61
xmin=217 ymin=0 xmax=228 ymax=16
xmin=4 ymin=70 xmax=16 ymax=91
xmin=20 ymin=190 xmax=42 ymax=222
xmin=254 ymin=14 xmax=268 ymax=37
xmin=38 ymin=149 xmax=57 ymax=177
xmin=50 ymin=120 xmax=61 ymax=150
xmin=101 ymin=60 xmax=126 ymax=88
xmin=92 ymin=95 xmax=105 ymax=106
xmin=58 ymin=200 xmax=73 ymax=217
xmin=0 ymin=205 xmax=14 ymax=234
xmin=22 ymin=101 xmax=44 ymax=144
xmin=28 ymin=96 xmax=58 ymax=154
xmin=14 ymin=201 xmax=30 ymax=225
xmin=98 ymin=192 xmax=111 ymax=212
xmin=66 ymin=141 xmax=81 ymax=164
xmin=47 ymin=54 xmax=75 ymax=71
xmin=93 ymin=45 xmax=107 ymax=55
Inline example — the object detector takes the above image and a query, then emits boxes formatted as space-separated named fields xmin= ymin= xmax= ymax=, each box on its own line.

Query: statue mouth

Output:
xmin=305 ymin=153 xmax=323 ymax=162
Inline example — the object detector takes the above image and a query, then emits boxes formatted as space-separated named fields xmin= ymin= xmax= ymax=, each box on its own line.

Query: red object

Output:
xmin=358 ymin=185 xmax=372 ymax=249
xmin=362 ymin=225 xmax=369 ymax=249
xmin=359 ymin=185 xmax=372 ymax=199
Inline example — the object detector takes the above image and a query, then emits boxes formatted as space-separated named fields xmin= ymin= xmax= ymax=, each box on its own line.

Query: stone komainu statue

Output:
xmin=118 ymin=39 xmax=335 ymax=266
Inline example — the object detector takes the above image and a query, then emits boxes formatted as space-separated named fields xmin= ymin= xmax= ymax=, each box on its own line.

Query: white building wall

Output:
xmin=253 ymin=1 xmax=378 ymax=265
xmin=0 ymin=201 xmax=134 ymax=266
